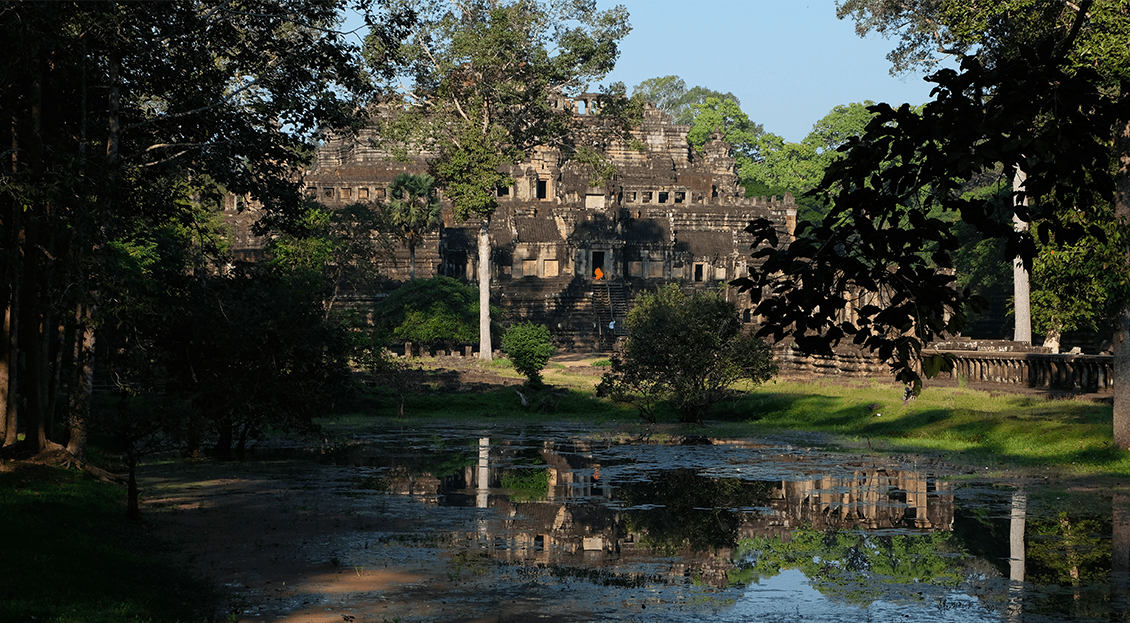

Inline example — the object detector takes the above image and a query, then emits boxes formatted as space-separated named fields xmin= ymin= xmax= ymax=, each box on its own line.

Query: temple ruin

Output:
xmin=233 ymin=96 xmax=797 ymax=350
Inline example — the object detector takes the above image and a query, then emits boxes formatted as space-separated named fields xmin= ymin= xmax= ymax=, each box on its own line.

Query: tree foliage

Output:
xmin=368 ymin=0 xmax=634 ymax=360
xmin=385 ymin=173 xmax=441 ymax=280
xmin=0 ymin=0 xmax=409 ymax=461
xmin=686 ymin=97 xmax=764 ymax=173
xmin=597 ymin=285 xmax=777 ymax=423
xmin=501 ymin=322 xmax=555 ymax=387
xmin=735 ymin=6 xmax=1130 ymax=394
xmin=373 ymin=276 xmax=495 ymax=347
xmin=630 ymin=75 xmax=740 ymax=126
xmin=743 ymin=101 xmax=878 ymax=221
xmin=268 ymin=201 xmax=392 ymax=316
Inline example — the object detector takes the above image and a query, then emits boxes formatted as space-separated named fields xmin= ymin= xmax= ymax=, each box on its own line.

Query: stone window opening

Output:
xmin=642 ymin=191 xmax=652 ymax=203
xmin=658 ymin=191 xmax=669 ymax=204
xmin=626 ymin=191 xmax=636 ymax=203
xmin=694 ymin=263 xmax=704 ymax=282
xmin=674 ymin=191 xmax=685 ymax=204
xmin=341 ymin=187 xmax=352 ymax=199
xmin=711 ymin=185 xmax=718 ymax=199
xmin=323 ymin=187 xmax=334 ymax=199
xmin=376 ymin=188 xmax=386 ymax=199
xmin=359 ymin=187 xmax=370 ymax=199
xmin=305 ymin=186 xmax=316 ymax=198
xmin=497 ymin=185 xmax=510 ymax=197
xmin=536 ymin=179 xmax=548 ymax=200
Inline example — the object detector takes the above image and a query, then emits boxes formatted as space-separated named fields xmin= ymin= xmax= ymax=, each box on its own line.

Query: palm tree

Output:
xmin=386 ymin=172 xmax=441 ymax=280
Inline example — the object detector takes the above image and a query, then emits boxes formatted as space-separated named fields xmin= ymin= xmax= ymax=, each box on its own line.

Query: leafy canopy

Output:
xmin=370 ymin=0 xmax=633 ymax=222
xmin=501 ymin=322 xmax=556 ymax=386
xmin=598 ymin=284 xmax=777 ymax=423
xmin=373 ymin=276 xmax=494 ymax=346
xmin=735 ymin=13 xmax=1130 ymax=391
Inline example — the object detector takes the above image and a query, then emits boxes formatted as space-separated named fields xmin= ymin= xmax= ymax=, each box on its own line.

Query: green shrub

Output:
xmin=373 ymin=276 xmax=500 ymax=348
xmin=501 ymin=322 xmax=555 ymax=386
xmin=597 ymin=284 xmax=777 ymax=423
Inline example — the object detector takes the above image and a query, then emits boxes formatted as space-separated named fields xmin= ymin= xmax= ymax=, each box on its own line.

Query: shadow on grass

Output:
xmin=710 ymin=385 xmax=1130 ymax=478
xmin=344 ymin=381 xmax=633 ymax=422
xmin=0 ymin=464 xmax=220 ymax=623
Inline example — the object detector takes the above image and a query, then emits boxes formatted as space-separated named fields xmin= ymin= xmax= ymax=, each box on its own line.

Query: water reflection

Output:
xmin=313 ymin=430 xmax=1127 ymax=622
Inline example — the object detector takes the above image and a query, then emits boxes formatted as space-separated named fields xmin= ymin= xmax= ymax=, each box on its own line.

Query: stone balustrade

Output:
xmin=777 ymin=343 xmax=1113 ymax=394
xmin=940 ymin=351 xmax=1113 ymax=393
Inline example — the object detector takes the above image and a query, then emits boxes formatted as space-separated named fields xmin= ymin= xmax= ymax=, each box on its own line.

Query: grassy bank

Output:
xmin=341 ymin=357 xmax=1129 ymax=479
xmin=0 ymin=464 xmax=219 ymax=623
xmin=727 ymin=378 xmax=1127 ymax=478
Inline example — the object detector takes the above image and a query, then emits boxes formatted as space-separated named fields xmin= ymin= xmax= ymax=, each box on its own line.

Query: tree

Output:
xmin=597 ymin=284 xmax=777 ymax=423
xmin=743 ymin=101 xmax=878 ymax=221
xmin=735 ymin=3 xmax=1130 ymax=444
xmin=501 ymin=322 xmax=555 ymax=387
xmin=0 ymin=1 xmax=408 ymax=458
xmin=686 ymin=97 xmax=764 ymax=174
xmin=372 ymin=276 xmax=493 ymax=349
xmin=838 ymin=1 xmax=1130 ymax=347
xmin=1029 ymin=214 xmax=1120 ymax=353
xmin=370 ymin=0 xmax=632 ymax=361
xmin=268 ymin=201 xmax=392 ymax=318
xmin=386 ymin=173 xmax=442 ymax=280
xmin=631 ymin=75 xmax=739 ymax=126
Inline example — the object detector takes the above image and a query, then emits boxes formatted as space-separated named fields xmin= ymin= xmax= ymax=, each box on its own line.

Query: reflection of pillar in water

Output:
xmin=820 ymin=476 xmax=833 ymax=515
xmin=546 ymin=468 xmax=558 ymax=500
xmin=907 ymin=472 xmax=930 ymax=529
xmin=1113 ymin=494 xmax=1130 ymax=620
xmin=477 ymin=437 xmax=490 ymax=509
xmin=862 ymin=469 xmax=881 ymax=529
xmin=1006 ymin=489 xmax=1026 ymax=623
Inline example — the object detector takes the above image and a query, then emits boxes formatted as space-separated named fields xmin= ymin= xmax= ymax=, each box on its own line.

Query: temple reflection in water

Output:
xmin=367 ymin=436 xmax=953 ymax=588
xmin=324 ymin=430 xmax=1126 ymax=622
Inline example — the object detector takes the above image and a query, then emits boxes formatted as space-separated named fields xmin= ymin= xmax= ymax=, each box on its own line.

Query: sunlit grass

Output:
xmin=336 ymin=359 xmax=1129 ymax=478
xmin=720 ymin=379 xmax=1128 ymax=478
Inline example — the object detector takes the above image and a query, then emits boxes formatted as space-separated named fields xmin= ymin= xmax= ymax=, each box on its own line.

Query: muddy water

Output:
xmin=176 ymin=424 xmax=1129 ymax=622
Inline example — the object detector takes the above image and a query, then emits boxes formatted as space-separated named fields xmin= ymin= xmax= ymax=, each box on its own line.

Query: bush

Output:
xmin=501 ymin=322 xmax=555 ymax=386
xmin=597 ymin=284 xmax=777 ymax=423
xmin=372 ymin=276 xmax=500 ymax=348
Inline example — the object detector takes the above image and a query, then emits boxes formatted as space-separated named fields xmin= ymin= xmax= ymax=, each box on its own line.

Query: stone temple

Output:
xmin=227 ymin=95 xmax=797 ymax=350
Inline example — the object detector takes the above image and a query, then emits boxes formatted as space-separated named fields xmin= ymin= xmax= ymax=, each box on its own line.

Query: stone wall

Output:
xmin=236 ymin=97 xmax=797 ymax=349
xmin=776 ymin=342 xmax=1114 ymax=395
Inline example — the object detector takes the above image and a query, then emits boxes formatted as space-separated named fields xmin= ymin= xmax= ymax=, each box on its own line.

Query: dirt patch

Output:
xmin=142 ymin=463 xmax=457 ymax=622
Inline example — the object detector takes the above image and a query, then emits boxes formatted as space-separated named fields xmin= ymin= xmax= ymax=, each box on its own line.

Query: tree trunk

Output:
xmin=477 ymin=217 xmax=492 ymax=361
xmin=1114 ymin=116 xmax=1130 ymax=449
xmin=3 ymin=203 xmax=19 ymax=448
xmin=18 ymin=212 xmax=48 ymax=453
xmin=126 ymin=449 xmax=140 ymax=521
xmin=1012 ymin=167 xmax=1031 ymax=344
xmin=66 ymin=303 xmax=94 ymax=458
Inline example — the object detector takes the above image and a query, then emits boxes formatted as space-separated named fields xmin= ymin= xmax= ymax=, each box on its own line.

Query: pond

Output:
xmin=153 ymin=424 xmax=1130 ymax=622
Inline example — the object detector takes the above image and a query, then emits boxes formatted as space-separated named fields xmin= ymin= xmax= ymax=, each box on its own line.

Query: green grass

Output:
xmin=0 ymin=464 xmax=219 ymax=623
xmin=712 ymin=379 xmax=1129 ymax=478
xmin=338 ymin=363 xmax=1130 ymax=479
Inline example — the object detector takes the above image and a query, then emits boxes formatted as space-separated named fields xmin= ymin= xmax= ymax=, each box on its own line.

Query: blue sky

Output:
xmin=596 ymin=0 xmax=947 ymax=141
xmin=341 ymin=1 xmax=950 ymax=143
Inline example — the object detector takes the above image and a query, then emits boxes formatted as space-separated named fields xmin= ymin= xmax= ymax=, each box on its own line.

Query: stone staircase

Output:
xmin=592 ymin=281 xmax=630 ymax=348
